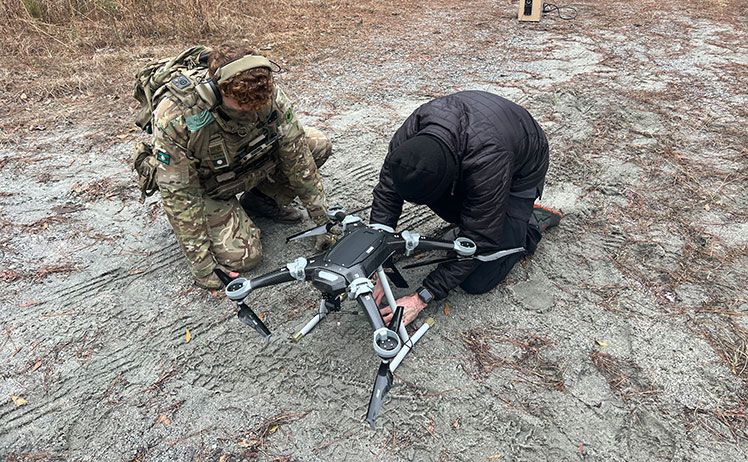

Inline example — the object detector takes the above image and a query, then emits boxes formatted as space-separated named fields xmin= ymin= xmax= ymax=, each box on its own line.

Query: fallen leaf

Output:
xmin=218 ymin=455 xmax=229 ymax=462
xmin=487 ymin=453 xmax=504 ymax=461
xmin=127 ymin=268 xmax=146 ymax=275
xmin=258 ymin=311 xmax=267 ymax=321
xmin=425 ymin=418 xmax=436 ymax=436
xmin=156 ymin=414 xmax=172 ymax=426
xmin=30 ymin=359 xmax=43 ymax=372
xmin=443 ymin=303 xmax=450 ymax=316
xmin=268 ymin=424 xmax=279 ymax=434
xmin=11 ymin=395 xmax=28 ymax=407
xmin=595 ymin=339 xmax=609 ymax=348
xmin=185 ymin=328 xmax=192 ymax=343
xmin=238 ymin=438 xmax=261 ymax=448
xmin=452 ymin=418 xmax=460 ymax=429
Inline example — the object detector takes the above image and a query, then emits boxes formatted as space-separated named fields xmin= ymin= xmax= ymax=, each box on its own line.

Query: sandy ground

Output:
xmin=1 ymin=1 xmax=747 ymax=461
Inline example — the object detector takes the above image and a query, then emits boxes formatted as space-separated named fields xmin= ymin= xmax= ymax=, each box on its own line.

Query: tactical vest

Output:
xmin=161 ymin=68 xmax=282 ymax=199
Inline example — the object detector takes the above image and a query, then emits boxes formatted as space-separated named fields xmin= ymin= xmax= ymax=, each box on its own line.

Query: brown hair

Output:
xmin=208 ymin=43 xmax=274 ymax=110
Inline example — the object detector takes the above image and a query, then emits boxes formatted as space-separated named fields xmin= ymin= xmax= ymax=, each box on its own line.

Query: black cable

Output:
xmin=542 ymin=2 xmax=578 ymax=20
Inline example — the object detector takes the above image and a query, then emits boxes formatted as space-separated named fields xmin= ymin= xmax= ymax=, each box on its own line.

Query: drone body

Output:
xmin=217 ymin=208 xmax=524 ymax=428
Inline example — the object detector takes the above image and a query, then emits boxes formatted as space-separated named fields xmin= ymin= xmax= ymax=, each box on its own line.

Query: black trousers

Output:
xmin=459 ymin=196 xmax=542 ymax=294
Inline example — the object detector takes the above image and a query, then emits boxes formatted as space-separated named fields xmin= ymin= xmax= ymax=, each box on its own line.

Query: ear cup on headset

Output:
xmin=195 ymin=79 xmax=222 ymax=108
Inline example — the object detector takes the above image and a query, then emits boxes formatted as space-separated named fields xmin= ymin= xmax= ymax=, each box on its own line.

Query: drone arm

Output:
xmin=417 ymin=237 xmax=474 ymax=254
xmin=246 ymin=268 xmax=296 ymax=291
xmin=355 ymin=292 xmax=386 ymax=331
xmin=382 ymin=233 xmax=476 ymax=257
xmin=226 ymin=267 xmax=298 ymax=302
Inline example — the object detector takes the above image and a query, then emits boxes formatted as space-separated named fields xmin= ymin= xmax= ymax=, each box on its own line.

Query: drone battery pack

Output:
xmin=518 ymin=0 xmax=542 ymax=22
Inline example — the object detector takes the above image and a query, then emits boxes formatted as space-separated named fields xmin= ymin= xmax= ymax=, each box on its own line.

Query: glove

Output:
xmin=314 ymin=234 xmax=336 ymax=251
xmin=194 ymin=271 xmax=223 ymax=290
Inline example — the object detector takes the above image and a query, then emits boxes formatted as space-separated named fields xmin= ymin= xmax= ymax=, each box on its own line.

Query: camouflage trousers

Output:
xmin=206 ymin=127 xmax=332 ymax=272
xmin=256 ymin=128 xmax=332 ymax=205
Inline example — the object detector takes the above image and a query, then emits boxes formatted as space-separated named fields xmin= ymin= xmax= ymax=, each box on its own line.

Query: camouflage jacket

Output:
xmin=152 ymin=72 xmax=328 ymax=279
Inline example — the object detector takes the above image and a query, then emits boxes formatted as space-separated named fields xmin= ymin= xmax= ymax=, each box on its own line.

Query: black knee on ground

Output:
xmin=459 ymin=279 xmax=496 ymax=295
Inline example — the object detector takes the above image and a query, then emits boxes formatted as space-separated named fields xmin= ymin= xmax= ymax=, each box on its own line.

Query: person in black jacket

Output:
xmin=370 ymin=91 xmax=562 ymax=326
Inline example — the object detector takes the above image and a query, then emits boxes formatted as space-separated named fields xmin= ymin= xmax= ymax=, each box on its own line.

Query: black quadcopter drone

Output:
xmin=215 ymin=206 xmax=524 ymax=428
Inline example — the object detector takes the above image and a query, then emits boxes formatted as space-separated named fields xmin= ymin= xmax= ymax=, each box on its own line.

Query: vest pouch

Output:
xmin=207 ymin=135 xmax=231 ymax=171
xmin=131 ymin=142 xmax=159 ymax=202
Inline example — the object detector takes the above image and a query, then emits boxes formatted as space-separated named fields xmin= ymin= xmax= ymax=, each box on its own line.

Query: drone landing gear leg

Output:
xmin=376 ymin=266 xmax=411 ymax=343
xmin=362 ymin=270 xmax=436 ymax=428
xmin=291 ymin=299 xmax=329 ymax=343
xmin=365 ymin=311 xmax=434 ymax=429
xmin=388 ymin=317 xmax=434 ymax=372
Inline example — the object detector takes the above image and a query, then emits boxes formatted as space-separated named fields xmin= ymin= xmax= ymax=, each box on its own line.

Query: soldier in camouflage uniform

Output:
xmin=149 ymin=43 xmax=333 ymax=289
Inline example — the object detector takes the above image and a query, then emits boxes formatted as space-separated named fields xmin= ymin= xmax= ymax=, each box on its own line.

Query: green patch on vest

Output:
xmin=156 ymin=150 xmax=171 ymax=165
xmin=284 ymin=107 xmax=294 ymax=123
xmin=185 ymin=110 xmax=215 ymax=132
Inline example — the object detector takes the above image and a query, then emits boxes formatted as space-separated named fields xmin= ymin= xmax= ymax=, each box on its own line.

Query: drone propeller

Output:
xmin=237 ymin=302 xmax=272 ymax=341
xmin=401 ymin=247 xmax=526 ymax=269
xmin=365 ymin=361 xmax=394 ymax=429
xmin=214 ymin=268 xmax=272 ymax=341
xmin=214 ymin=268 xmax=235 ymax=285
xmin=285 ymin=205 xmax=373 ymax=243
xmin=285 ymin=222 xmax=334 ymax=242
xmin=382 ymin=257 xmax=408 ymax=288
xmin=347 ymin=204 xmax=372 ymax=216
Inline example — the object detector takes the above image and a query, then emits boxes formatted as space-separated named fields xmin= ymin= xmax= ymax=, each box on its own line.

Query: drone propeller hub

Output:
xmin=372 ymin=327 xmax=402 ymax=359
xmin=454 ymin=237 xmax=477 ymax=256
xmin=225 ymin=277 xmax=252 ymax=301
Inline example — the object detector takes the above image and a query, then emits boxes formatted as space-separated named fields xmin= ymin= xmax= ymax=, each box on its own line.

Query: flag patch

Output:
xmin=156 ymin=150 xmax=171 ymax=165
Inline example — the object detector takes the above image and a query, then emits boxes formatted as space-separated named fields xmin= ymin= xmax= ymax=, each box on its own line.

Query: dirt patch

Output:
xmin=462 ymin=328 xmax=565 ymax=391
xmin=1 ymin=0 xmax=747 ymax=461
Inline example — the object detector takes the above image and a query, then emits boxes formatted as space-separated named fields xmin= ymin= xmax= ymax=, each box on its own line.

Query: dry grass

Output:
xmin=696 ymin=317 xmax=748 ymax=386
xmin=462 ymin=327 xmax=565 ymax=391
xmin=1 ymin=269 xmax=23 ymax=282
xmin=33 ymin=263 xmax=79 ymax=280
xmin=22 ymin=215 xmax=68 ymax=234
xmin=234 ymin=411 xmax=308 ymax=460
xmin=686 ymin=398 xmax=748 ymax=443
xmin=0 ymin=0 xmax=433 ymax=143
xmin=590 ymin=351 xmax=658 ymax=403
xmin=0 ymin=0 xmax=423 ymax=95
xmin=2 ymin=263 xmax=78 ymax=282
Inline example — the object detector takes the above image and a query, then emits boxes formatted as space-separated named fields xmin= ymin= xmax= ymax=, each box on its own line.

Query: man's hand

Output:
xmin=314 ymin=234 xmax=336 ymax=251
xmin=379 ymin=293 xmax=427 ymax=327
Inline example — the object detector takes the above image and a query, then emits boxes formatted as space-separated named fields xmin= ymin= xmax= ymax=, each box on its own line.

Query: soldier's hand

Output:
xmin=314 ymin=234 xmax=336 ymax=251
xmin=194 ymin=272 xmax=223 ymax=290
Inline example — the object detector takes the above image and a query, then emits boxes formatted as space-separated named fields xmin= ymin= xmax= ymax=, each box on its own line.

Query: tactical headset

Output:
xmin=195 ymin=53 xmax=278 ymax=109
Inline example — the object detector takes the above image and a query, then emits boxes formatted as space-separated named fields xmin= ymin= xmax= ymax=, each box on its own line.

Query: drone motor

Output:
xmin=225 ymin=277 xmax=252 ymax=301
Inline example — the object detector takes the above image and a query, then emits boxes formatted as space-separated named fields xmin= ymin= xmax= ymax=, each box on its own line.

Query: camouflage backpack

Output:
xmin=131 ymin=45 xmax=209 ymax=202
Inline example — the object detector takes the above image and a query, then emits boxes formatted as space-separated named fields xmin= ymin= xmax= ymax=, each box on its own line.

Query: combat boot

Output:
xmin=531 ymin=204 xmax=563 ymax=232
xmin=240 ymin=189 xmax=303 ymax=224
